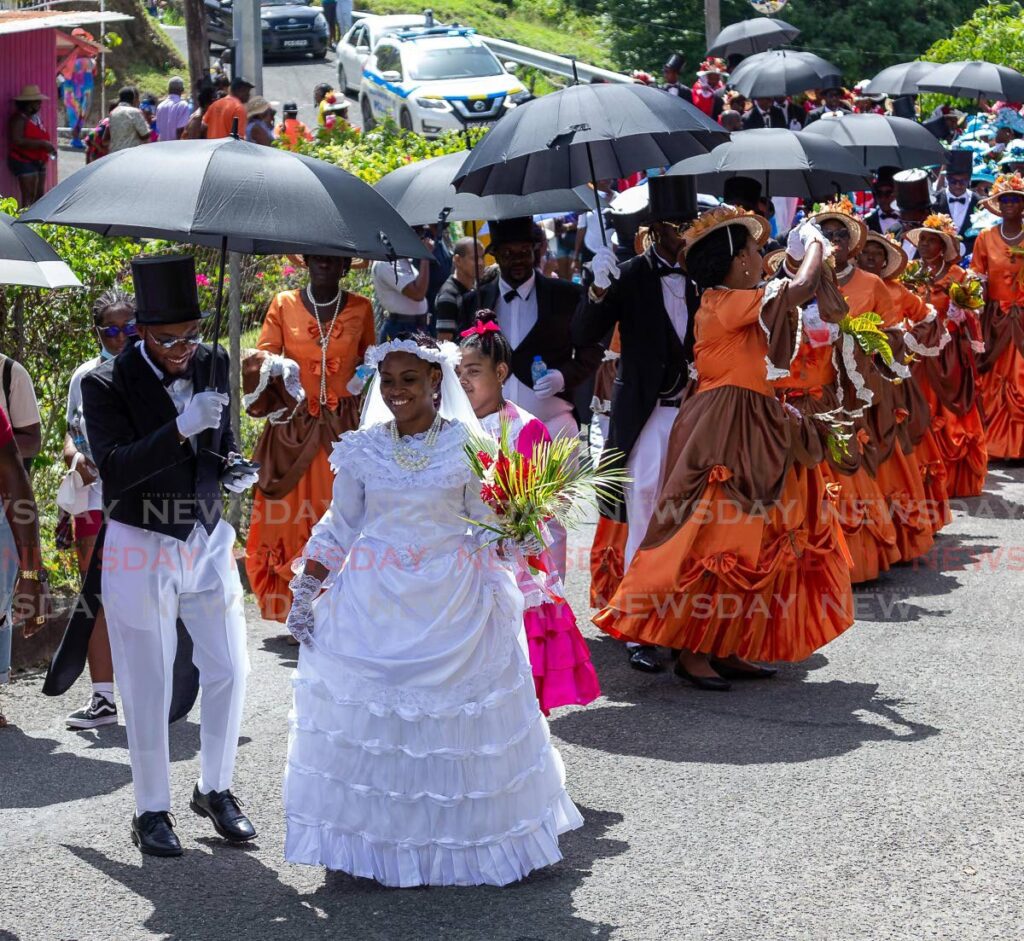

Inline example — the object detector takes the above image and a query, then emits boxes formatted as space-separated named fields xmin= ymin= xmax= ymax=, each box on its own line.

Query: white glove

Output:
xmin=786 ymin=225 xmax=806 ymax=262
xmin=223 ymin=472 xmax=259 ymax=494
xmin=177 ymin=391 xmax=229 ymax=438
xmin=590 ymin=246 xmax=620 ymax=290
xmin=798 ymin=220 xmax=833 ymax=258
xmin=532 ymin=369 xmax=565 ymax=399
xmin=286 ymin=572 xmax=321 ymax=646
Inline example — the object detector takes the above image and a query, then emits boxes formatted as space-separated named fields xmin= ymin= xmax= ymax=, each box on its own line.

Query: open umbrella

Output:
xmin=0 ymin=212 xmax=81 ymax=288
xmin=452 ymin=80 xmax=726 ymax=243
xmin=915 ymin=60 xmax=1024 ymax=101
xmin=726 ymin=49 xmax=842 ymax=99
xmin=374 ymin=150 xmax=596 ymax=226
xmin=802 ymin=113 xmax=947 ymax=170
xmin=706 ymin=18 xmax=800 ymax=58
xmin=667 ymin=127 xmax=871 ymax=199
xmin=863 ymin=61 xmax=938 ymax=97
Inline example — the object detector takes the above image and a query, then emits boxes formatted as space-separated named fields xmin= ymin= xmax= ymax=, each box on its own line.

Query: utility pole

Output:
xmin=232 ymin=0 xmax=264 ymax=94
xmin=704 ymin=0 xmax=720 ymax=50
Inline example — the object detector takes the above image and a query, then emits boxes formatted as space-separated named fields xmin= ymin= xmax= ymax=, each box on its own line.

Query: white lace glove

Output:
xmin=286 ymin=572 xmax=321 ymax=646
xmin=532 ymin=369 xmax=565 ymax=399
xmin=590 ymin=246 xmax=620 ymax=290
xmin=177 ymin=391 xmax=229 ymax=438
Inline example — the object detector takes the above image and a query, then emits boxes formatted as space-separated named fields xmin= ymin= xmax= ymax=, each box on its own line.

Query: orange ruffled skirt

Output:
xmin=920 ymin=383 xmax=987 ymax=498
xmin=820 ymin=462 xmax=899 ymax=584
xmin=594 ymin=463 xmax=854 ymax=663
xmin=978 ymin=343 xmax=1024 ymax=459
xmin=589 ymin=515 xmax=627 ymax=609
xmin=873 ymin=446 xmax=936 ymax=563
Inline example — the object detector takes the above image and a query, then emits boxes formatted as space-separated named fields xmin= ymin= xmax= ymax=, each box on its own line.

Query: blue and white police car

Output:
xmin=358 ymin=26 xmax=532 ymax=137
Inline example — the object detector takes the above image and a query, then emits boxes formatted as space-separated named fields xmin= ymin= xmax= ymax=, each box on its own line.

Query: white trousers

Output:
xmin=102 ymin=519 xmax=249 ymax=814
xmin=624 ymin=404 xmax=680 ymax=568
xmin=540 ymin=410 xmax=579 ymax=580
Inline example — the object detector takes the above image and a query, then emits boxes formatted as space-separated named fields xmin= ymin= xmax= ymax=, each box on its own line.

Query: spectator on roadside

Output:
xmin=155 ymin=76 xmax=191 ymax=141
xmin=337 ymin=0 xmax=353 ymax=34
xmin=84 ymin=101 xmax=118 ymax=163
xmin=181 ymin=81 xmax=215 ymax=140
xmin=140 ymin=93 xmax=160 ymax=142
xmin=0 ymin=354 xmax=41 ymax=464
xmin=107 ymin=86 xmax=150 ymax=152
xmin=245 ymin=96 xmax=276 ymax=146
xmin=371 ymin=230 xmax=435 ymax=339
xmin=275 ymin=101 xmax=313 ymax=150
xmin=435 ymin=236 xmax=484 ymax=340
xmin=321 ymin=0 xmax=340 ymax=44
xmin=203 ymin=75 xmax=253 ymax=139
xmin=213 ymin=72 xmax=231 ymax=98
xmin=7 ymin=85 xmax=56 ymax=208
xmin=314 ymin=82 xmax=333 ymax=127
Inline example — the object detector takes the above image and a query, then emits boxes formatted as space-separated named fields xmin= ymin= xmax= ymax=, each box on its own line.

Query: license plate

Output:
xmin=283 ymin=39 xmax=308 ymax=47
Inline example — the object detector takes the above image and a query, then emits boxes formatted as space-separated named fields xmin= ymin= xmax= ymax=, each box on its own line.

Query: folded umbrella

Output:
xmin=706 ymin=18 xmax=800 ymax=58
xmin=916 ymin=60 xmax=1024 ymax=102
xmin=0 ymin=211 xmax=81 ymax=288
xmin=802 ymin=113 xmax=947 ymax=171
xmin=668 ymin=127 xmax=871 ymax=200
xmin=863 ymin=61 xmax=939 ymax=97
xmin=726 ymin=49 xmax=843 ymax=99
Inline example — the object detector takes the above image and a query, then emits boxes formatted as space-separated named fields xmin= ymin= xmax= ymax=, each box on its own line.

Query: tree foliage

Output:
xmin=922 ymin=1 xmax=1024 ymax=66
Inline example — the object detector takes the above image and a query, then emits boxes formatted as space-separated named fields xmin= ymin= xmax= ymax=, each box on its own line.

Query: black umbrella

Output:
xmin=802 ymin=113 xmax=947 ymax=170
xmin=863 ymin=61 xmax=938 ymax=97
xmin=706 ymin=18 xmax=800 ymax=58
xmin=726 ymin=49 xmax=842 ymax=99
xmin=374 ymin=150 xmax=596 ymax=226
xmin=668 ymin=127 xmax=871 ymax=199
xmin=0 ymin=211 xmax=80 ymax=288
xmin=916 ymin=60 xmax=1024 ymax=102
xmin=452 ymin=80 xmax=727 ymax=242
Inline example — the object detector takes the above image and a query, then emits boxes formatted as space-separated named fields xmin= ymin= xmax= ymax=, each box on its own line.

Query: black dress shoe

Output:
xmin=131 ymin=811 xmax=182 ymax=857
xmin=673 ymin=660 xmax=731 ymax=691
xmin=190 ymin=785 xmax=257 ymax=842
xmin=710 ymin=658 xmax=779 ymax=680
xmin=627 ymin=645 xmax=664 ymax=673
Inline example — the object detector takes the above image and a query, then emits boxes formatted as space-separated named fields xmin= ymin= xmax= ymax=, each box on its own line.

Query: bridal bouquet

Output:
xmin=463 ymin=418 xmax=628 ymax=571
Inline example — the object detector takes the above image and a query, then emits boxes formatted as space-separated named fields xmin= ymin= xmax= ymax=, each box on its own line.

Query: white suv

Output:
xmin=335 ymin=14 xmax=434 ymax=94
xmin=358 ymin=26 xmax=531 ymax=137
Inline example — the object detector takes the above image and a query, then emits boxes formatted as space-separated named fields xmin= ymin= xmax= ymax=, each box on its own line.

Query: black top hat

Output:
xmin=893 ymin=168 xmax=932 ymax=211
xmin=722 ymin=175 xmax=763 ymax=211
xmin=231 ymin=75 xmax=255 ymax=91
xmin=945 ymin=148 xmax=974 ymax=177
xmin=131 ymin=255 xmax=210 ymax=325
xmin=648 ymin=175 xmax=698 ymax=223
xmin=664 ymin=53 xmax=685 ymax=73
xmin=487 ymin=216 xmax=535 ymax=247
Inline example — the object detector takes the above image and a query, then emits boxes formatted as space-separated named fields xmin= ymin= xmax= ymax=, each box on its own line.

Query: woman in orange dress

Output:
xmin=594 ymin=207 xmax=854 ymax=691
xmin=245 ymin=255 xmax=375 ymax=621
xmin=971 ymin=173 xmax=1024 ymax=459
xmin=902 ymin=217 xmax=988 ymax=497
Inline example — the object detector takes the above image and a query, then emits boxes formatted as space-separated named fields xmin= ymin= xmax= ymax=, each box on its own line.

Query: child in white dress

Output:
xmin=282 ymin=334 xmax=582 ymax=887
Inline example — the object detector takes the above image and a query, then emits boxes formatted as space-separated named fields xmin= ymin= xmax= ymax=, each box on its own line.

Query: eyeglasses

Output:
xmin=492 ymin=246 xmax=534 ymax=262
xmin=998 ymin=194 xmax=1024 ymax=204
xmin=822 ymin=229 xmax=851 ymax=242
xmin=147 ymin=333 xmax=202 ymax=350
xmin=96 ymin=321 xmax=138 ymax=338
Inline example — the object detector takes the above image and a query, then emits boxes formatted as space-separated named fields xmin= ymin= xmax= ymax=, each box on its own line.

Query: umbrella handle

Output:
xmin=583 ymin=140 xmax=608 ymax=247
xmin=207 ymin=236 xmax=228 ymax=392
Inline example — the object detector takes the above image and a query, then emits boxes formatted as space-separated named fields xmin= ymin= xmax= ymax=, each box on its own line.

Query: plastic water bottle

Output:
xmin=531 ymin=355 xmax=548 ymax=386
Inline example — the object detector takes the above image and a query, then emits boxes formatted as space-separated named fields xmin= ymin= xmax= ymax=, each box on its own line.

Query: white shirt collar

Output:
xmin=498 ymin=273 xmax=536 ymax=301
xmin=140 ymin=340 xmax=191 ymax=385
xmin=652 ymin=248 xmax=681 ymax=273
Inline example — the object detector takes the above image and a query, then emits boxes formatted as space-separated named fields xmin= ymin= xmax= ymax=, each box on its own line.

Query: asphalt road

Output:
xmin=58 ymin=26 xmax=359 ymax=183
xmin=2 ymin=463 xmax=1023 ymax=940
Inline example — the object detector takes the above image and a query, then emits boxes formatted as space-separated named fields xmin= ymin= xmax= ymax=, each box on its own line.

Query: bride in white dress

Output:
xmin=282 ymin=334 xmax=582 ymax=887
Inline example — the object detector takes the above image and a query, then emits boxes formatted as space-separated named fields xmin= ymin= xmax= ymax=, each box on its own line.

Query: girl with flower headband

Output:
xmin=971 ymin=171 xmax=1024 ymax=459
xmin=594 ymin=206 xmax=855 ymax=690
xmin=458 ymin=315 xmax=600 ymax=715
xmin=282 ymin=332 xmax=581 ymax=886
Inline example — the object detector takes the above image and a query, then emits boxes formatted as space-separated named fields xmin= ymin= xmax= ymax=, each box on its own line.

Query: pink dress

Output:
xmin=481 ymin=402 xmax=601 ymax=715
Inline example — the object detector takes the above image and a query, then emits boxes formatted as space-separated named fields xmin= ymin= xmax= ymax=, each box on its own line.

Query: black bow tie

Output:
xmin=879 ymin=211 xmax=898 ymax=220
xmin=503 ymin=288 xmax=521 ymax=303
xmin=657 ymin=266 xmax=684 ymax=278
xmin=949 ymin=196 xmax=967 ymax=204
xmin=161 ymin=363 xmax=194 ymax=387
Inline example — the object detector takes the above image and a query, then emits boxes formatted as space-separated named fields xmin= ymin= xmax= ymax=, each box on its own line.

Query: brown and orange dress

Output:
xmin=594 ymin=279 xmax=854 ymax=662
xmin=245 ymin=287 xmax=375 ymax=621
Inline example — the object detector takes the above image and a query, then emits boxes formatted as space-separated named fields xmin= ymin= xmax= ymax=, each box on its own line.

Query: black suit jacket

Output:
xmin=933 ymin=191 xmax=980 ymax=251
xmin=864 ymin=207 xmax=903 ymax=235
xmin=572 ymin=248 xmax=699 ymax=516
xmin=82 ymin=342 xmax=236 ymax=541
xmin=742 ymin=104 xmax=787 ymax=130
xmin=661 ymin=82 xmax=694 ymax=105
xmin=458 ymin=274 xmax=602 ymax=413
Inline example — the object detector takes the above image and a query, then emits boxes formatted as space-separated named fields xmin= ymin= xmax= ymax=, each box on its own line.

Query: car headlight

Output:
xmin=313 ymin=13 xmax=326 ymax=30
xmin=509 ymin=88 xmax=532 ymax=106
xmin=261 ymin=18 xmax=269 ymax=29
xmin=415 ymin=98 xmax=449 ymax=110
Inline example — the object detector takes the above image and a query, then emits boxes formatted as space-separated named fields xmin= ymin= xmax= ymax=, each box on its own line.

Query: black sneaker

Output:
xmin=66 ymin=692 xmax=118 ymax=730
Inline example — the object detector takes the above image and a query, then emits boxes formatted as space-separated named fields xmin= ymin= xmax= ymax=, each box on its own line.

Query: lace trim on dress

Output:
xmin=904 ymin=326 xmax=952 ymax=358
xmin=242 ymin=352 xmax=306 ymax=424
xmin=759 ymin=278 xmax=793 ymax=381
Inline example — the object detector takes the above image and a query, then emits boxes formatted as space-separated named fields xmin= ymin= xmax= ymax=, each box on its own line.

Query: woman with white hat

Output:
xmin=7 ymin=85 xmax=56 ymax=208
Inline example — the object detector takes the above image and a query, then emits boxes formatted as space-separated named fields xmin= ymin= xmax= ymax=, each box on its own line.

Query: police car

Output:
xmin=358 ymin=26 xmax=532 ymax=137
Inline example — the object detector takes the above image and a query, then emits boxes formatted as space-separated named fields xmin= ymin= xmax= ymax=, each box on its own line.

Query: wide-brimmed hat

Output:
xmin=680 ymin=205 xmax=770 ymax=260
xmin=246 ymin=95 xmax=272 ymax=117
xmin=862 ymin=232 xmax=909 ymax=279
xmin=992 ymin=106 xmax=1024 ymax=134
xmin=905 ymin=213 xmax=961 ymax=263
xmin=698 ymin=57 xmax=728 ymax=78
xmin=980 ymin=172 xmax=1024 ymax=216
xmin=807 ymin=195 xmax=868 ymax=255
xmin=131 ymin=255 xmax=211 ymax=325
xmin=762 ymin=248 xmax=786 ymax=277
xmin=14 ymin=84 xmax=48 ymax=102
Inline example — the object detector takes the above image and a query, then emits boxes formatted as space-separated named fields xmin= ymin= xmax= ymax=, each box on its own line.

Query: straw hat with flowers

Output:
xmin=680 ymin=204 xmax=770 ymax=260
xmin=981 ymin=172 xmax=1024 ymax=216
xmin=905 ymin=213 xmax=961 ymax=263
xmin=863 ymin=231 xmax=910 ymax=280
xmin=807 ymin=195 xmax=868 ymax=255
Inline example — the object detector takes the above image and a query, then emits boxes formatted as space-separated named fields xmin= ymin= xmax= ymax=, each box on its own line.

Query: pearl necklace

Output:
xmin=390 ymin=414 xmax=444 ymax=471
xmin=1000 ymin=222 xmax=1024 ymax=244
xmin=306 ymin=284 xmax=343 ymax=406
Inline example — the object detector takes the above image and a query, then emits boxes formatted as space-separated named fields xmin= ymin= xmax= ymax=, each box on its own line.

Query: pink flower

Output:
xmin=282 ymin=265 xmax=296 ymax=276
xmin=195 ymin=273 xmax=210 ymax=287
xmin=255 ymin=271 xmax=265 ymax=279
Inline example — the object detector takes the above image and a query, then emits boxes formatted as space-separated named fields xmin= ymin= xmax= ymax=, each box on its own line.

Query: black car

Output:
xmin=206 ymin=0 xmax=329 ymax=59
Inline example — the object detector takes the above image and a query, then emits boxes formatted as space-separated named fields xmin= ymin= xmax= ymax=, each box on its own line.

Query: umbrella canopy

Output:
xmin=726 ymin=49 xmax=842 ymax=99
xmin=667 ymin=127 xmax=871 ymax=199
xmin=915 ymin=60 xmax=1024 ymax=101
xmin=706 ymin=18 xmax=800 ymax=58
xmin=0 ymin=212 xmax=81 ymax=289
xmin=802 ymin=113 xmax=947 ymax=171
xmin=374 ymin=150 xmax=596 ymax=227
xmin=20 ymin=136 xmax=427 ymax=261
xmin=863 ymin=61 xmax=938 ymax=97
xmin=452 ymin=82 xmax=727 ymax=198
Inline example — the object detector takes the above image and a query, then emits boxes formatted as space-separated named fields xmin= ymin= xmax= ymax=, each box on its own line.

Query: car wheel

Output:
xmin=399 ymin=108 xmax=414 ymax=132
xmin=361 ymin=96 xmax=375 ymax=130
xmin=337 ymin=63 xmax=347 ymax=93
xmin=312 ymin=48 xmax=327 ymax=60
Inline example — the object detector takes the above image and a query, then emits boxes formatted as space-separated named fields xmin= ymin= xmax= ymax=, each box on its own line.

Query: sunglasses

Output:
xmin=492 ymin=246 xmax=534 ymax=262
xmin=96 ymin=321 xmax=138 ymax=338
xmin=148 ymin=333 xmax=202 ymax=350
xmin=822 ymin=228 xmax=852 ymax=241
xmin=998 ymin=194 xmax=1024 ymax=204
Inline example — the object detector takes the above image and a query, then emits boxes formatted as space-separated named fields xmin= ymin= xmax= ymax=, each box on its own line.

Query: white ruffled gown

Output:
xmin=283 ymin=419 xmax=583 ymax=887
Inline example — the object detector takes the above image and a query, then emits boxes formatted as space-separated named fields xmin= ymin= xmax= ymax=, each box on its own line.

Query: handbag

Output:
xmin=56 ymin=452 xmax=91 ymax=516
